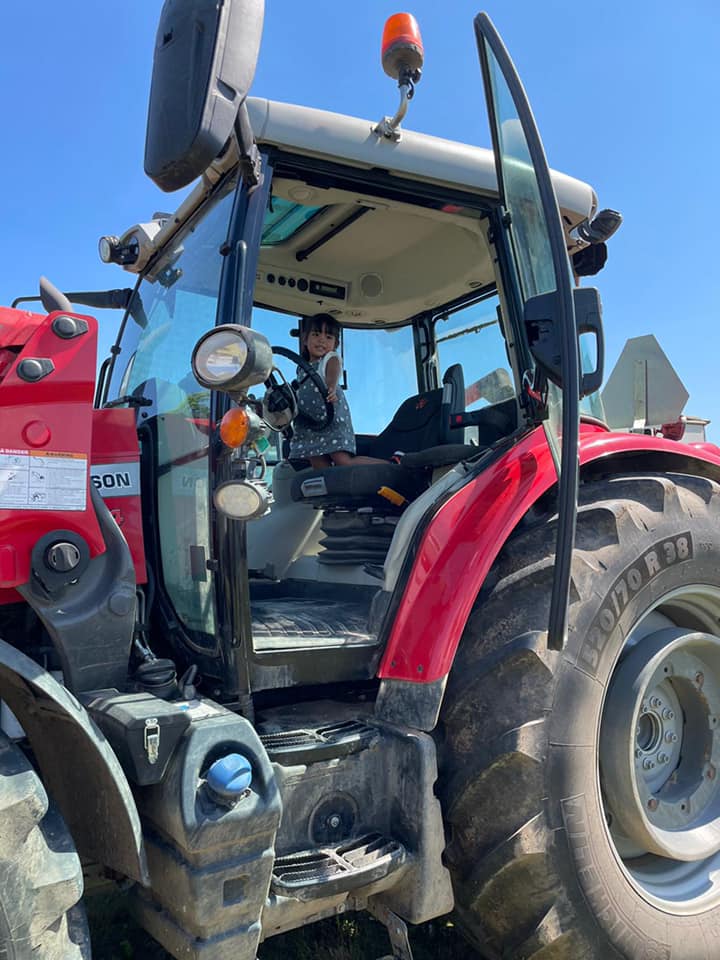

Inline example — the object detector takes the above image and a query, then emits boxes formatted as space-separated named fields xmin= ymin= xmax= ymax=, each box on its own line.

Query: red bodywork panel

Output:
xmin=90 ymin=408 xmax=146 ymax=586
xmin=378 ymin=423 xmax=720 ymax=684
xmin=0 ymin=306 xmax=105 ymax=604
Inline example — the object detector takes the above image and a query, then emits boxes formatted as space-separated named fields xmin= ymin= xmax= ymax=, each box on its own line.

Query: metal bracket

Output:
xmin=144 ymin=718 xmax=160 ymax=765
xmin=368 ymin=901 xmax=413 ymax=960
xmin=372 ymin=81 xmax=413 ymax=141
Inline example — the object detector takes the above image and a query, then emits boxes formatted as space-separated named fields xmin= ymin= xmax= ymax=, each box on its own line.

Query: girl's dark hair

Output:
xmin=300 ymin=313 xmax=342 ymax=359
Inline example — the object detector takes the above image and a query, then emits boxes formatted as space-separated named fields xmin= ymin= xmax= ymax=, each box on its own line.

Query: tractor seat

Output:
xmin=290 ymin=364 xmax=469 ymax=510
xmin=289 ymin=443 xmax=481 ymax=567
xmin=290 ymin=442 xmax=482 ymax=507
xmin=291 ymin=460 xmax=429 ymax=511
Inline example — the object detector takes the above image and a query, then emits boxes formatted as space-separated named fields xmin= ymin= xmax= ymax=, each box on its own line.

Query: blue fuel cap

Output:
xmin=206 ymin=753 xmax=253 ymax=804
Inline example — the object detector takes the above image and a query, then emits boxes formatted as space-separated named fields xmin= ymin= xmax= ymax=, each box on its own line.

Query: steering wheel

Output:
xmin=271 ymin=345 xmax=335 ymax=432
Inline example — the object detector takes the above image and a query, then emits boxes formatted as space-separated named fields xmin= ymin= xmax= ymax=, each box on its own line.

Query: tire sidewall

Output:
xmin=549 ymin=515 xmax=720 ymax=958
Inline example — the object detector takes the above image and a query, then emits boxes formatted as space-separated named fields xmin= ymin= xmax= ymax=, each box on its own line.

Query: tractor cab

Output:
xmin=7 ymin=6 xmax=720 ymax=960
xmin=100 ymin=76 xmax=604 ymax=697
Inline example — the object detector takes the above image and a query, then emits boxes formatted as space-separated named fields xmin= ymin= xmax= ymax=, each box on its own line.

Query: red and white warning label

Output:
xmin=0 ymin=449 xmax=87 ymax=511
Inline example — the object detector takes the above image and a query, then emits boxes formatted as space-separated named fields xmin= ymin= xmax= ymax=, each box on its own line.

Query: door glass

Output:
xmin=484 ymin=45 xmax=565 ymax=468
xmin=111 ymin=181 xmax=237 ymax=643
xmin=476 ymin=14 xmax=580 ymax=650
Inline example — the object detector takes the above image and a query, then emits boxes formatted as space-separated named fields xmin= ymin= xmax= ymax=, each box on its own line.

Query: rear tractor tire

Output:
xmin=0 ymin=730 xmax=89 ymax=958
xmin=440 ymin=473 xmax=720 ymax=959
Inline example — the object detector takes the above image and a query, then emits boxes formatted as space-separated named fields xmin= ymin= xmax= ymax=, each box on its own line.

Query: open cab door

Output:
xmin=475 ymin=14 xmax=580 ymax=649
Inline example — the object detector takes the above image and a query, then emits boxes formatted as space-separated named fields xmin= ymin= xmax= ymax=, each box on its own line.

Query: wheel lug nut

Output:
xmin=650 ymin=697 xmax=662 ymax=709
xmin=662 ymin=708 xmax=674 ymax=720
xmin=635 ymin=747 xmax=642 ymax=758
xmin=665 ymin=732 xmax=678 ymax=743
xmin=643 ymin=759 xmax=655 ymax=770
xmin=658 ymin=753 xmax=669 ymax=764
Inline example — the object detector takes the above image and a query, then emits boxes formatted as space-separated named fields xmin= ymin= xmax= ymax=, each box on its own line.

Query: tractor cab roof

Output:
xmin=246 ymin=99 xmax=598 ymax=327
xmin=247 ymin=97 xmax=597 ymax=227
xmin=112 ymin=99 xmax=599 ymax=330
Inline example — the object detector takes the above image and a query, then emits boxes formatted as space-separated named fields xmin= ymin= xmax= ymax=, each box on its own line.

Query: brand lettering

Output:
xmin=578 ymin=533 xmax=693 ymax=677
xmin=92 ymin=471 xmax=131 ymax=490
xmin=90 ymin=462 xmax=139 ymax=499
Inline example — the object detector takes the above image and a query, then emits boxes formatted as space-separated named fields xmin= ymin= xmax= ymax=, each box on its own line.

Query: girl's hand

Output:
xmin=327 ymin=389 xmax=338 ymax=403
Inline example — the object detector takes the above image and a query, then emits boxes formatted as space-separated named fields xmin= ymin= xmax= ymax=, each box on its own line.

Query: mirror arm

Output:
xmin=234 ymin=102 xmax=262 ymax=189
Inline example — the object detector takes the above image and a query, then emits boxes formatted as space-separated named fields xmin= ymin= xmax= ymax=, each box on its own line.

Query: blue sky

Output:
xmin=1 ymin=2 xmax=718 ymax=438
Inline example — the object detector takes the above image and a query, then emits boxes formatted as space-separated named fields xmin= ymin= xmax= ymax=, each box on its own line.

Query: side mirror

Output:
xmin=145 ymin=0 xmax=265 ymax=192
xmin=524 ymin=286 xmax=604 ymax=398
xmin=573 ymin=286 xmax=603 ymax=398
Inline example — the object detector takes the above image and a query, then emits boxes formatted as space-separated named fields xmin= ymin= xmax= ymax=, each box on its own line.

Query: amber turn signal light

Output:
xmin=220 ymin=408 xmax=250 ymax=448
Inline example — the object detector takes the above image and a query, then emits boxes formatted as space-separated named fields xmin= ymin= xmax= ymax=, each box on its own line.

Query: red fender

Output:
xmin=378 ymin=423 xmax=720 ymax=683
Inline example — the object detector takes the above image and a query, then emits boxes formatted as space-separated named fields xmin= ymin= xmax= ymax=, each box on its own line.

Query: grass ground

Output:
xmin=86 ymin=892 xmax=475 ymax=959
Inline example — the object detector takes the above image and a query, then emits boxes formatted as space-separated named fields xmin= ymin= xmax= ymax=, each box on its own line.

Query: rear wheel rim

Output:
xmin=600 ymin=585 xmax=720 ymax=913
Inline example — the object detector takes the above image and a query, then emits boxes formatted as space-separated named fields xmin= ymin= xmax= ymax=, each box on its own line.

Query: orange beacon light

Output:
xmin=381 ymin=13 xmax=424 ymax=83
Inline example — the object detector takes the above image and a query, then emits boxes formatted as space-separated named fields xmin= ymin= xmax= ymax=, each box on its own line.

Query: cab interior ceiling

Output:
xmin=256 ymin=177 xmax=495 ymax=328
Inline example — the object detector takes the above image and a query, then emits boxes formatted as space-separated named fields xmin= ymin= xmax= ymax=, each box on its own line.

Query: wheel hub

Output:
xmin=601 ymin=627 xmax=720 ymax=862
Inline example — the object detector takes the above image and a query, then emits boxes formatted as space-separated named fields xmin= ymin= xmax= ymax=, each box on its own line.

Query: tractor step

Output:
xmin=270 ymin=833 xmax=407 ymax=901
xmin=260 ymin=718 xmax=377 ymax=765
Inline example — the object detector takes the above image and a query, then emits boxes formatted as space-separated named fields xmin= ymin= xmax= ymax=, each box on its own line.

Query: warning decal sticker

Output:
xmin=0 ymin=449 xmax=87 ymax=511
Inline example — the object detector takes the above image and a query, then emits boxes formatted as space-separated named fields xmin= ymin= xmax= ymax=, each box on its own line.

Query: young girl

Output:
xmin=289 ymin=314 xmax=382 ymax=469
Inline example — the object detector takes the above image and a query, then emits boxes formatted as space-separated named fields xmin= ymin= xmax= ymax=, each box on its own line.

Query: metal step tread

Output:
xmin=251 ymin=598 xmax=374 ymax=648
xmin=271 ymin=833 xmax=407 ymax=901
xmin=260 ymin=718 xmax=377 ymax=765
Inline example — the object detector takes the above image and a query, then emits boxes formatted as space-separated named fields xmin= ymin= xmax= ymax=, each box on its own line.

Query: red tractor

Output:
xmin=1 ymin=4 xmax=719 ymax=959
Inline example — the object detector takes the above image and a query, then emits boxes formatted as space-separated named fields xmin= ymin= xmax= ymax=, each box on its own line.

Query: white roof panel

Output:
xmin=247 ymin=97 xmax=597 ymax=227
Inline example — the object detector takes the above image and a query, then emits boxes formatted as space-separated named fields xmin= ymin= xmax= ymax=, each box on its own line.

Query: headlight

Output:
xmin=192 ymin=325 xmax=273 ymax=394
xmin=214 ymin=480 xmax=271 ymax=520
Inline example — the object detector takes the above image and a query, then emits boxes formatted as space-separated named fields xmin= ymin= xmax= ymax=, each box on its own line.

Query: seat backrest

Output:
xmin=367 ymin=388 xmax=444 ymax=460
xmin=440 ymin=363 xmax=465 ymax=443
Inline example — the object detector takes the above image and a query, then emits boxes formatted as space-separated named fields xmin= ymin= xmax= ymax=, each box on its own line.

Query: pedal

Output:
xmin=271 ymin=833 xmax=407 ymax=901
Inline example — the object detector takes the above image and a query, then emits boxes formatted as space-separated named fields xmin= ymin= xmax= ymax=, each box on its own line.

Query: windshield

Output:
xmin=115 ymin=189 xmax=235 ymax=409
xmin=250 ymin=307 xmax=418 ymax=437
xmin=108 ymin=178 xmax=237 ymax=645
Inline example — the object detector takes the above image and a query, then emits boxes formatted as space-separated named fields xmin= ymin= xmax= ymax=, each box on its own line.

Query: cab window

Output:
xmin=435 ymin=293 xmax=515 ymax=411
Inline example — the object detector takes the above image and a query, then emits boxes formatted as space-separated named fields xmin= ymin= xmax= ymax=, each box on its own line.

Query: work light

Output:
xmin=192 ymin=325 xmax=273 ymax=395
xmin=214 ymin=479 xmax=271 ymax=520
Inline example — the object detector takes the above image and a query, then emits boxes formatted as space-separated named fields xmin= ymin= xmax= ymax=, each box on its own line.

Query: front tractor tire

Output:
xmin=440 ymin=473 xmax=720 ymax=960
xmin=0 ymin=731 xmax=89 ymax=959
